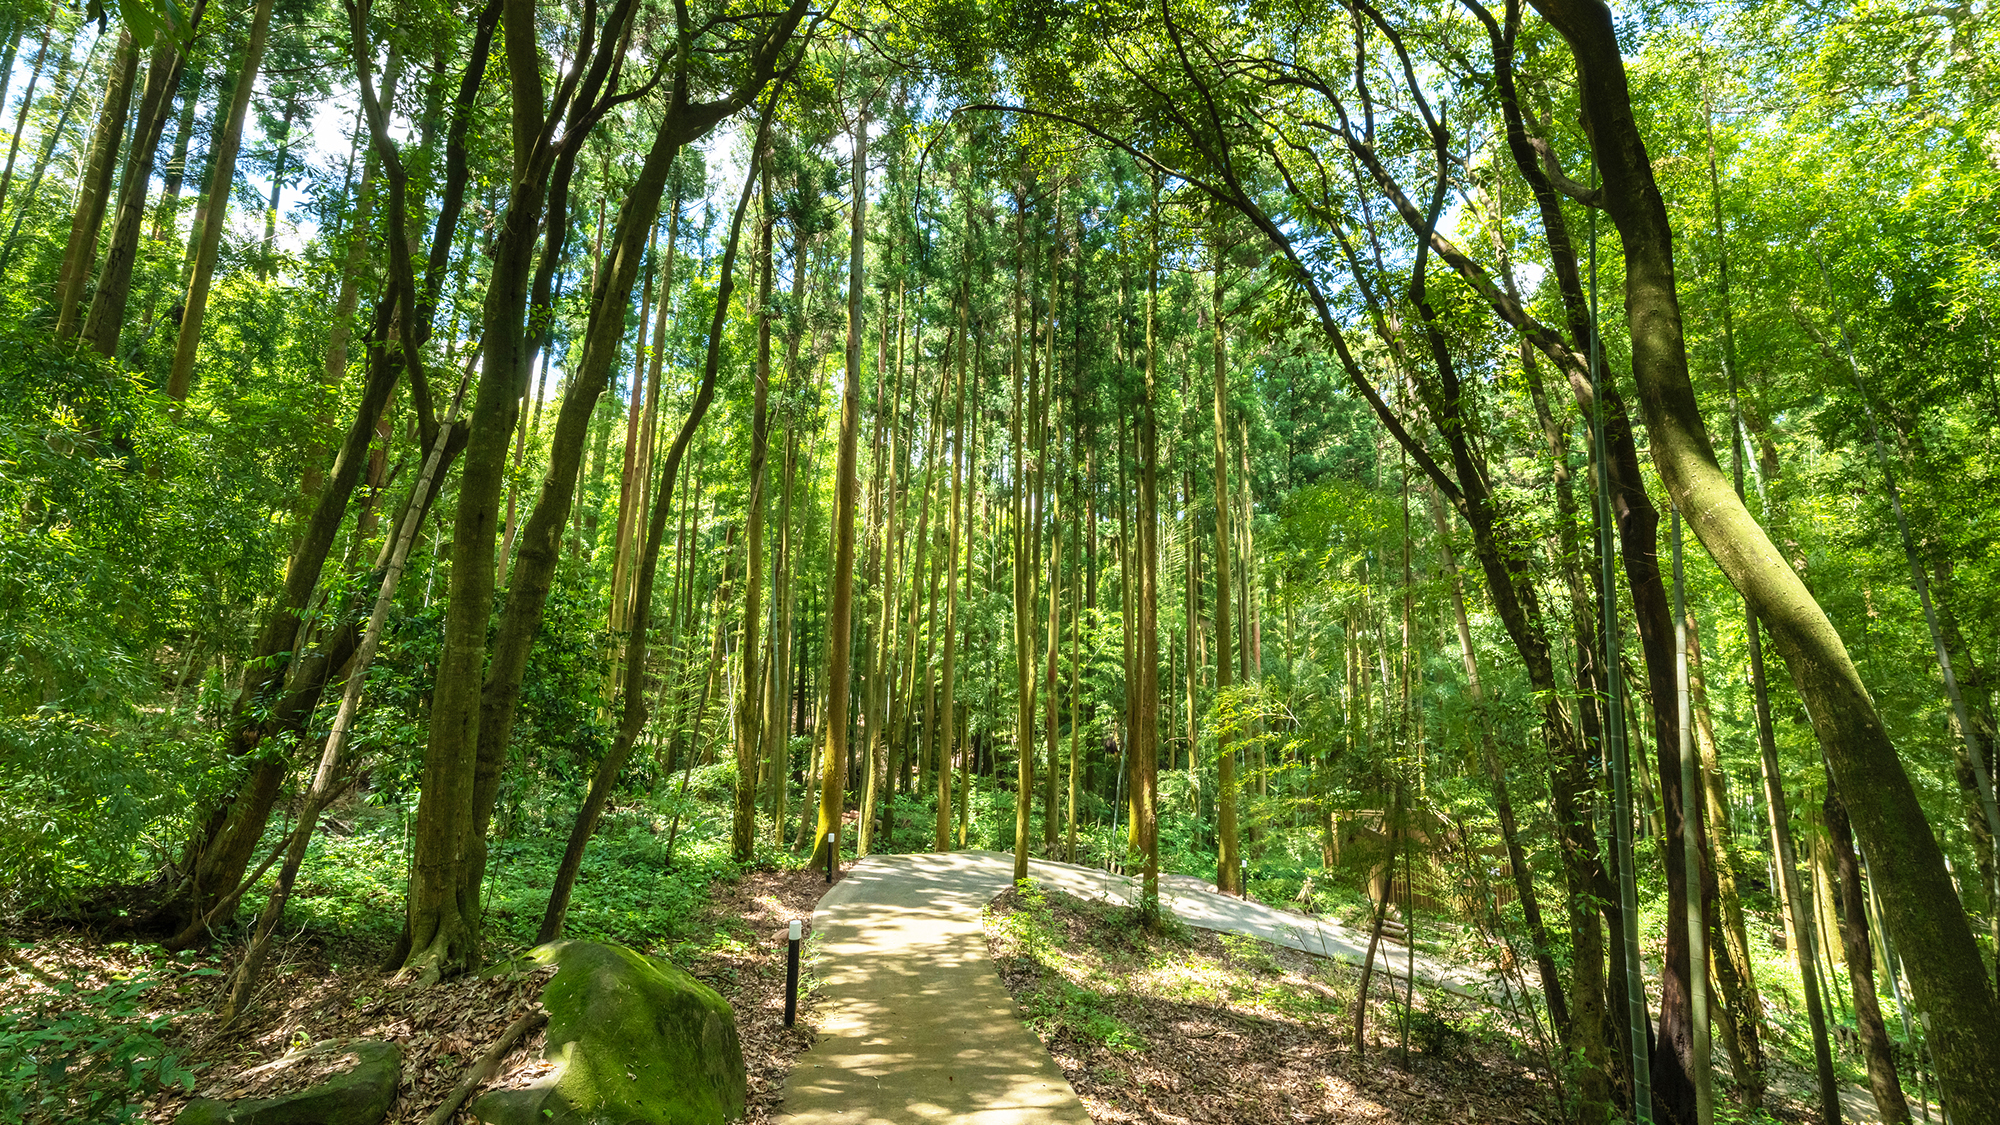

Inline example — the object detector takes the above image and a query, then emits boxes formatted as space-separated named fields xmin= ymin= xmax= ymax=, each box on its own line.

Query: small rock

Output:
xmin=176 ymin=1039 xmax=400 ymax=1125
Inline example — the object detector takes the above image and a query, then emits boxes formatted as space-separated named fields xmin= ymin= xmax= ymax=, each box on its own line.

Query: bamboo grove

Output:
xmin=2 ymin=0 xmax=1997 ymax=1120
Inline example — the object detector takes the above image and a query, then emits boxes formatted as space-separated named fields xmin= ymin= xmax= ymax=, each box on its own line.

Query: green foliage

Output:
xmin=1218 ymin=931 xmax=1281 ymax=975
xmin=988 ymin=878 xmax=1058 ymax=964
xmin=0 ymin=713 xmax=233 ymax=912
xmin=1023 ymin=977 xmax=1148 ymax=1052
xmin=1387 ymin=994 xmax=1469 ymax=1059
xmin=0 ymin=961 xmax=206 ymax=1124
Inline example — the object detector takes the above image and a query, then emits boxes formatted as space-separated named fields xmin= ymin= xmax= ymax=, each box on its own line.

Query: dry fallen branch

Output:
xmin=421 ymin=1009 xmax=548 ymax=1125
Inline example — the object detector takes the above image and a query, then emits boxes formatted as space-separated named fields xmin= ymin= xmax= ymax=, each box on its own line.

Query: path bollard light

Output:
xmin=826 ymin=831 xmax=837 ymax=884
xmin=1241 ymin=859 xmax=1248 ymax=899
xmin=784 ymin=919 xmax=802 ymax=1027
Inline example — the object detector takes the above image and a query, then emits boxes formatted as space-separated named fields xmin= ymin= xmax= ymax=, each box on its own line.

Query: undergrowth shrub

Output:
xmin=0 ymin=963 xmax=206 ymax=1123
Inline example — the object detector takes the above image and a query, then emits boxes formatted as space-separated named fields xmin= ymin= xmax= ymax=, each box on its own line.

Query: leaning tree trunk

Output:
xmin=54 ymin=29 xmax=137 ymax=338
xmin=1429 ymin=489 xmax=1570 ymax=1037
xmin=219 ymin=378 xmax=467 ymax=1023
xmin=0 ymin=0 xmax=64 ymax=220
xmin=84 ymin=14 xmax=210 ymax=358
xmin=1529 ymin=2 xmax=2000 ymax=1116
xmin=537 ymin=102 xmax=769 ymax=942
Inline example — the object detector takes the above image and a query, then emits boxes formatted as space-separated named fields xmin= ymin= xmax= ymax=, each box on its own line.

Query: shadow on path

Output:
xmin=777 ymin=852 xmax=1089 ymax=1124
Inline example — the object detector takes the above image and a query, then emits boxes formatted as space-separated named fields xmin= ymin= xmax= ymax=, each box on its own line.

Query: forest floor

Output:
xmin=1 ymin=865 xmax=827 ymax=1124
xmin=985 ymin=883 xmax=1821 ymax=1125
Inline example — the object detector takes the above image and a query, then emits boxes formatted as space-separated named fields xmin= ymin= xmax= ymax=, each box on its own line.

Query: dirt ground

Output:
xmin=2 ymin=866 xmax=828 ymax=1124
xmin=984 ymin=884 xmax=1814 ymax=1125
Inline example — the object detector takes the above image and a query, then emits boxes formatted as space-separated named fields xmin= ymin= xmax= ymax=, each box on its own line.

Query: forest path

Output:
xmin=776 ymin=850 xmax=1511 ymax=1124
xmin=777 ymin=850 xmax=1903 ymax=1125
xmin=776 ymin=851 xmax=1092 ymax=1124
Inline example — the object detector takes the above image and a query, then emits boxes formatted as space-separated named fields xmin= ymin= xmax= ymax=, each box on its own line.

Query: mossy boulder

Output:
xmin=469 ymin=941 xmax=745 ymax=1125
xmin=175 ymin=1039 xmax=400 ymax=1125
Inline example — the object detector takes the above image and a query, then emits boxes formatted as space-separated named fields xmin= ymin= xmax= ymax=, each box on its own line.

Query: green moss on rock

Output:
xmin=175 ymin=1039 xmax=400 ymax=1125
xmin=470 ymin=941 xmax=745 ymax=1125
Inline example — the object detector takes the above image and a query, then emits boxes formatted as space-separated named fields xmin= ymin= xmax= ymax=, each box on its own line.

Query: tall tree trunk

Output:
xmin=1010 ymin=182 xmax=1036 ymax=881
xmin=255 ymin=88 xmax=294 ymax=279
xmin=451 ymin=1 xmax=806 ymax=959
xmin=1209 ymin=223 xmax=1239 ymax=896
xmin=733 ymin=151 xmax=772 ymax=863
xmin=0 ymin=1 xmax=62 ymax=220
xmin=1686 ymin=607 xmax=1766 ymax=1104
xmin=1429 ymin=488 xmax=1570 ymax=1036
xmin=148 ymin=58 xmax=201 ymax=244
xmin=1671 ymin=514 xmax=1714 ymax=1125
xmin=604 ymin=223 xmax=660 ymax=639
xmin=811 ymin=95 xmax=866 ymax=871
xmin=1752 ymin=616 xmax=1841 ymax=1118
xmin=218 ymin=377 xmax=467 ymax=1022
xmin=1133 ymin=177 xmax=1162 ymax=913
xmin=1039 ymin=215 xmax=1062 ymax=850
xmin=165 ymin=0 xmax=273 ymax=399
xmin=937 ymin=289 xmax=967 ymax=852
xmin=0 ymin=27 xmax=96 ymax=274
xmin=1798 ymin=313 xmax=2000 ymax=897
xmin=765 ymin=429 xmax=795 ymax=841
xmin=1041 ymin=483 xmax=1063 ymax=852
xmin=317 ymin=54 xmax=394 ymax=501
xmin=857 ymin=271 xmax=893 ymax=851
xmin=1530 ymin=4 xmax=2000 ymax=1115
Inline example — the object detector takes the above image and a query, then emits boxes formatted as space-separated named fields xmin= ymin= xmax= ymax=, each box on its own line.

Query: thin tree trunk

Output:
xmin=1209 ymin=222 xmax=1239 ymax=896
xmin=1133 ymin=177 xmax=1162 ymax=913
xmin=147 ymin=58 xmax=201 ymax=244
xmin=810 ymin=95 xmax=866 ymax=871
xmin=1066 ymin=457 xmax=1081 ymax=864
xmin=255 ymin=88 xmax=294 ymax=279
xmin=1042 ymin=483 xmax=1063 ymax=852
xmin=733 ymin=150 xmax=772 ymax=863
xmin=84 ymin=16 xmax=211 ymax=356
xmin=768 ymin=424 xmax=797 ymax=842
xmin=1825 ymin=782 xmax=1912 ymax=1124
xmin=0 ymin=1 xmax=62 ymax=220
xmin=0 ymin=26 xmax=95 ymax=274
xmin=1687 ymin=605 xmax=1766 ymax=1104
xmin=219 ymin=376 xmax=468 ymax=1022
xmin=937 ymin=289 xmax=967 ymax=852
xmin=1039 ymin=215 xmax=1062 ymax=850
xmin=1429 ymin=488 xmax=1569 ymax=1035
xmin=1799 ymin=311 xmax=2000 ymax=894
xmin=1011 ymin=182 xmax=1035 ymax=882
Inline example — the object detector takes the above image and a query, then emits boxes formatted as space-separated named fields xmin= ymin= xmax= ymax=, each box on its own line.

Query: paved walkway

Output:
xmin=1026 ymin=857 xmax=1515 ymax=1005
xmin=777 ymin=852 xmax=1092 ymax=1125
